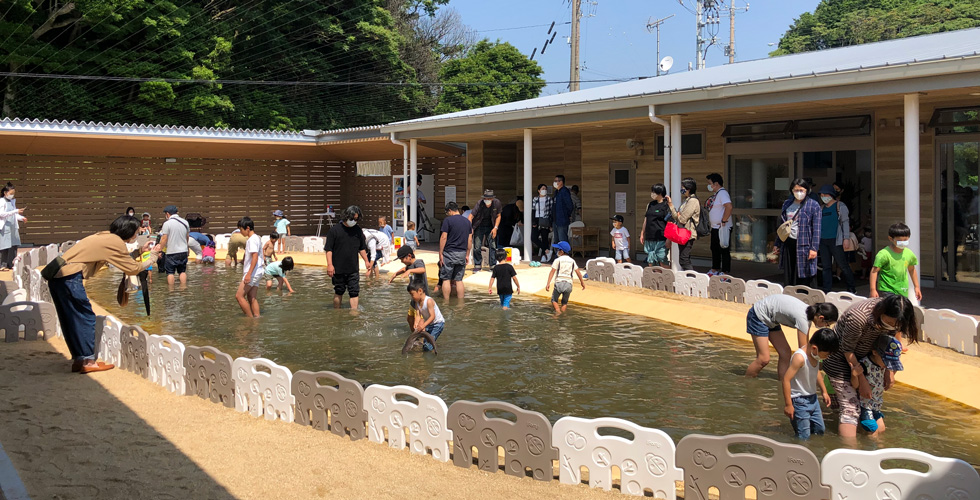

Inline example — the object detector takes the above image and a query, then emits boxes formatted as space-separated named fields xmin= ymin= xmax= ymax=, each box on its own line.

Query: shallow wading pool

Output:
xmin=85 ymin=263 xmax=980 ymax=469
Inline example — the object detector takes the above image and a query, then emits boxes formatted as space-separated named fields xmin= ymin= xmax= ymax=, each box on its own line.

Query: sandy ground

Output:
xmin=0 ymin=336 xmax=627 ymax=500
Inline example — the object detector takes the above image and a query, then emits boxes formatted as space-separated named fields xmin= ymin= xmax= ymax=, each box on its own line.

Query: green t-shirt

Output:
xmin=873 ymin=247 xmax=917 ymax=296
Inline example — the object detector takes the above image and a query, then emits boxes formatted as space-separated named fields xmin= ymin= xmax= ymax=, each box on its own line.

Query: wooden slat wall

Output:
xmin=0 ymin=154 xmax=343 ymax=244
xmin=481 ymin=142 xmax=519 ymax=205
xmin=515 ymin=137 xmax=583 ymax=200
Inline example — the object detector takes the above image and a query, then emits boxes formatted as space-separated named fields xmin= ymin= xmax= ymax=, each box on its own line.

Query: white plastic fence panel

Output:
xmin=674 ymin=271 xmax=709 ymax=297
xmin=364 ymin=384 xmax=452 ymax=462
xmin=554 ymin=416 xmax=681 ymax=498
xmin=692 ymin=272 xmax=710 ymax=298
xmin=743 ymin=280 xmax=782 ymax=305
xmin=147 ymin=334 xmax=186 ymax=395
xmin=614 ymin=263 xmax=643 ymax=287
xmin=586 ymin=258 xmax=616 ymax=284
xmin=232 ymin=357 xmax=294 ymax=422
xmin=28 ymin=269 xmax=41 ymax=303
xmin=1 ymin=288 xmax=27 ymax=306
xmin=822 ymin=448 xmax=980 ymax=500
xmin=95 ymin=315 xmax=123 ymax=365
xmin=826 ymin=291 xmax=866 ymax=313
xmin=44 ymin=244 xmax=59 ymax=265
xmin=303 ymin=236 xmax=324 ymax=253
xmin=921 ymin=308 xmax=979 ymax=356
xmin=214 ymin=234 xmax=231 ymax=250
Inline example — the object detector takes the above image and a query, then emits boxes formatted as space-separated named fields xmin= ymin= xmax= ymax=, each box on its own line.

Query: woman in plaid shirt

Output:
xmin=531 ymin=183 xmax=554 ymax=259
xmin=774 ymin=179 xmax=822 ymax=287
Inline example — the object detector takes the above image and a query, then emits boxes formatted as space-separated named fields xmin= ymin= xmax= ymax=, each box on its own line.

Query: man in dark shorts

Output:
xmin=438 ymin=202 xmax=472 ymax=300
xmin=158 ymin=205 xmax=189 ymax=288
xmin=324 ymin=205 xmax=372 ymax=309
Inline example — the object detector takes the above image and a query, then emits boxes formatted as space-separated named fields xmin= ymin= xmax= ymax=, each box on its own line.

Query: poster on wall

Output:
xmin=445 ymin=185 xmax=457 ymax=204
xmin=615 ymin=192 xmax=627 ymax=213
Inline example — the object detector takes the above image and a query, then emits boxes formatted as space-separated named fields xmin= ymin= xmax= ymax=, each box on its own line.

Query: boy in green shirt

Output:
xmin=870 ymin=222 xmax=922 ymax=302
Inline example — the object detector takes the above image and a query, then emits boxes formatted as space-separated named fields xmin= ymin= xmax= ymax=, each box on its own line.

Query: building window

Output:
xmin=655 ymin=130 xmax=705 ymax=159
xmin=356 ymin=160 xmax=391 ymax=176
xmin=930 ymin=106 xmax=980 ymax=134
xmin=722 ymin=116 xmax=871 ymax=142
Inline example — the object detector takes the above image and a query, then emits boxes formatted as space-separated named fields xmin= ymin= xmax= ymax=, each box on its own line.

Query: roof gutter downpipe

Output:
xmin=390 ymin=133 xmax=410 ymax=233
xmin=649 ymin=105 xmax=679 ymax=270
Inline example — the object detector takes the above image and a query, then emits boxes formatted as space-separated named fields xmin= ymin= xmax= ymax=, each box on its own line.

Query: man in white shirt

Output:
xmin=705 ymin=173 xmax=733 ymax=276
xmin=158 ymin=205 xmax=190 ymax=288
xmin=236 ymin=216 xmax=264 ymax=317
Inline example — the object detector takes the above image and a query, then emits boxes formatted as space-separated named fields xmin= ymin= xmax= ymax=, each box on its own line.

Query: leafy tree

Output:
xmin=771 ymin=0 xmax=980 ymax=55
xmin=435 ymin=40 xmax=544 ymax=115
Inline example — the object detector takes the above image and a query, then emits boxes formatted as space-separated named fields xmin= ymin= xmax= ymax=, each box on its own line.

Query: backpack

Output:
xmin=695 ymin=201 xmax=711 ymax=238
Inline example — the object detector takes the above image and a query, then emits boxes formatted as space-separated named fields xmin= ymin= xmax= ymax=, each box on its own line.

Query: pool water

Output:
xmin=85 ymin=263 xmax=980 ymax=469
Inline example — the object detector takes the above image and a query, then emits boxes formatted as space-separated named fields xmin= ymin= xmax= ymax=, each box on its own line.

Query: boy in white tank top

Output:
xmin=781 ymin=328 xmax=840 ymax=440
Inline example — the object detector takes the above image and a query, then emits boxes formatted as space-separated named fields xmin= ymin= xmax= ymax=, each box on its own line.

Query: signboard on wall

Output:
xmin=356 ymin=160 xmax=391 ymax=176
xmin=445 ymin=185 xmax=457 ymax=204
xmin=615 ymin=192 xmax=627 ymax=213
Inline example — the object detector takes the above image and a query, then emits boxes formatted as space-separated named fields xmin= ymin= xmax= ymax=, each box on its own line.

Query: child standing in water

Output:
xmin=263 ymin=232 xmax=278 ymax=265
xmin=389 ymin=245 xmax=428 ymax=294
xmin=264 ymin=256 xmax=295 ymax=293
xmin=235 ymin=217 xmax=264 ymax=317
xmin=545 ymin=241 xmax=585 ymax=315
xmin=273 ymin=210 xmax=290 ymax=254
xmin=406 ymin=281 xmax=443 ymax=352
xmin=200 ymin=235 xmax=216 ymax=264
xmin=488 ymin=248 xmax=520 ymax=309
xmin=781 ymin=328 xmax=839 ymax=440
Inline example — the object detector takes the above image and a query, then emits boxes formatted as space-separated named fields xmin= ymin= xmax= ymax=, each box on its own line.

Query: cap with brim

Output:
xmin=163 ymin=205 xmax=178 ymax=214
xmin=610 ymin=215 xmax=624 ymax=222
xmin=273 ymin=210 xmax=284 ymax=217
xmin=396 ymin=245 xmax=415 ymax=259
xmin=142 ymin=212 xmax=150 ymax=217
xmin=551 ymin=241 xmax=571 ymax=253
xmin=483 ymin=189 xmax=495 ymax=198
xmin=818 ymin=185 xmax=837 ymax=197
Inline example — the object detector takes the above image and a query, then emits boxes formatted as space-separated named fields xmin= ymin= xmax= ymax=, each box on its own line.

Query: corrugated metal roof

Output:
xmin=386 ymin=27 xmax=980 ymax=129
xmin=0 ymin=118 xmax=316 ymax=142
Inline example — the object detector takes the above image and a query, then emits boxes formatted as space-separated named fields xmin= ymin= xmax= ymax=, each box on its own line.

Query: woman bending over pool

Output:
xmin=745 ymin=296 xmax=838 ymax=380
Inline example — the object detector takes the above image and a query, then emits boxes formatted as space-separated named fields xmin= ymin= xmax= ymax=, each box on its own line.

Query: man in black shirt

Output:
xmin=439 ymin=202 xmax=473 ymax=299
xmin=324 ymin=205 xmax=372 ymax=309
xmin=468 ymin=188 xmax=502 ymax=271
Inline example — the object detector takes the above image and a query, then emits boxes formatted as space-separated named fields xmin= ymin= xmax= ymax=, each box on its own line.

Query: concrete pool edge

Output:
xmin=206 ymin=248 xmax=980 ymax=411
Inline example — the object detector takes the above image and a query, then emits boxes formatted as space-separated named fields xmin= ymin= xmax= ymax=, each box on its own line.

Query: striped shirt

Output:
xmin=821 ymin=298 xmax=884 ymax=380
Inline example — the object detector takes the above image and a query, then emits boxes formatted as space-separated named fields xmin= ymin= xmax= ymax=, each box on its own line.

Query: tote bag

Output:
xmin=664 ymin=222 xmax=691 ymax=245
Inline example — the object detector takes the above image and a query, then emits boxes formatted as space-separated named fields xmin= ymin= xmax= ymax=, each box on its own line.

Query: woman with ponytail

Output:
xmin=0 ymin=182 xmax=26 ymax=270
xmin=745 ymin=294 xmax=839 ymax=380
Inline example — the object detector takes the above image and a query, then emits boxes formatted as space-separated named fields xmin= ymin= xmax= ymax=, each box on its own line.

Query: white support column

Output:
xmin=409 ymin=139 xmax=418 ymax=231
xmin=670 ymin=115 xmax=683 ymax=271
xmin=904 ymin=94 xmax=921 ymax=296
xmin=523 ymin=129 xmax=533 ymax=262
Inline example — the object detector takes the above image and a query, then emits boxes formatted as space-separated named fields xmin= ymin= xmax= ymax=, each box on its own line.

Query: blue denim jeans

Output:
xmin=48 ymin=272 xmax=97 ymax=361
xmin=552 ymin=224 xmax=569 ymax=244
xmin=790 ymin=394 xmax=825 ymax=440
xmin=472 ymin=225 xmax=496 ymax=268
xmin=422 ymin=322 xmax=444 ymax=352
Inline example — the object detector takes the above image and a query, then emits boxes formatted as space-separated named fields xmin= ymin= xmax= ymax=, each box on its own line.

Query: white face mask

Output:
xmin=707 ymin=185 xmax=714 ymax=192
xmin=895 ymin=240 xmax=910 ymax=249
xmin=820 ymin=196 xmax=832 ymax=204
xmin=553 ymin=182 xmax=560 ymax=189
xmin=540 ymin=189 xmax=548 ymax=196
xmin=483 ymin=199 xmax=492 ymax=206
xmin=344 ymin=219 xmax=357 ymax=227
xmin=4 ymin=194 xmax=13 ymax=200
xmin=794 ymin=191 xmax=807 ymax=201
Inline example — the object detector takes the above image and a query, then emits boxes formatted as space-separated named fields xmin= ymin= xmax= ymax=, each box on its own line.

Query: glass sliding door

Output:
xmin=939 ymin=138 xmax=980 ymax=287
xmin=728 ymin=154 xmax=793 ymax=262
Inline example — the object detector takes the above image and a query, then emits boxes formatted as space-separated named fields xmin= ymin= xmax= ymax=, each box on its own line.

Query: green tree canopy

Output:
xmin=434 ymin=40 xmax=544 ymax=115
xmin=771 ymin=0 xmax=980 ymax=55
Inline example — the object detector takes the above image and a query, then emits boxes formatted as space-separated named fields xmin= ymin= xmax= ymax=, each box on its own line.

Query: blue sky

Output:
xmin=452 ymin=0 xmax=823 ymax=94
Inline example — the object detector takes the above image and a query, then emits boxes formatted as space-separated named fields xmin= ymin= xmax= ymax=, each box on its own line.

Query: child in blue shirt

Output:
xmin=273 ymin=210 xmax=290 ymax=254
xmin=404 ymin=221 xmax=419 ymax=249
xmin=264 ymin=256 xmax=294 ymax=293
xmin=379 ymin=216 xmax=394 ymax=242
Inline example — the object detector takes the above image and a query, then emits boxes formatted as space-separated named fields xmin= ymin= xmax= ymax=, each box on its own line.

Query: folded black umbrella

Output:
xmin=138 ymin=270 xmax=150 ymax=315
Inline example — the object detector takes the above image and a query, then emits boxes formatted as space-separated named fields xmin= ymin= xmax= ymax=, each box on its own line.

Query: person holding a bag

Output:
xmin=44 ymin=215 xmax=159 ymax=373
xmin=817 ymin=184 xmax=857 ymax=293
xmin=497 ymin=198 xmax=523 ymax=249
xmin=705 ymin=173 xmax=733 ymax=276
xmin=774 ymin=179 xmax=821 ymax=287
xmin=666 ymin=177 xmax=701 ymax=271
xmin=531 ymin=184 xmax=554 ymax=261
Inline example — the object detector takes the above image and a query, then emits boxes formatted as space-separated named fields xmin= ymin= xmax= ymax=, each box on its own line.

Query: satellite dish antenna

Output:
xmin=659 ymin=56 xmax=674 ymax=73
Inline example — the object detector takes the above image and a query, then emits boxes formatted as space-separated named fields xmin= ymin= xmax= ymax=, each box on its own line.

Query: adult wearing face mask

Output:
xmin=817 ymin=185 xmax=857 ymax=293
xmin=705 ymin=173 xmax=733 ymax=276
xmin=468 ymin=189 xmax=502 ymax=272
xmin=0 ymin=182 xmax=26 ymax=270
xmin=125 ymin=206 xmax=136 ymax=217
xmin=531 ymin=184 xmax=554 ymax=260
xmin=324 ymin=205 xmax=372 ymax=309
xmin=774 ymin=179 xmax=822 ymax=287
xmin=640 ymin=183 xmax=669 ymax=267
xmin=45 ymin=215 xmax=159 ymax=373
xmin=497 ymin=198 xmax=523 ymax=250
xmin=551 ymin=175 xmax=574 ymax=245
xmin=666 ymin=177 xmax=701 ymax=271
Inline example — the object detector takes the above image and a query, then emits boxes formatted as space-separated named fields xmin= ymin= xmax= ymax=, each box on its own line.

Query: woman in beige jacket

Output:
xmin=666 ymin=177 xmax=701 ymax=271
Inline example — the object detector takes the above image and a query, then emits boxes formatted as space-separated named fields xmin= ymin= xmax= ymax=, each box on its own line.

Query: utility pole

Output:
xmin=570 ymin=0 xmax=582 ymax=91
xmin=725 ymin=1 xmax=749 ymax=64
xmin=646 ymin=14 xmax=674 ymax=76
xmin=694 ymin=0 xmax=721 ymax=70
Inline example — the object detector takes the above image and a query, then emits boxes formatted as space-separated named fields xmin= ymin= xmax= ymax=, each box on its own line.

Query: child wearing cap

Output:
xmin=139 ymin=212 xmax=152 ymax=235
xmin=545 ymin=241 xmax=585 ymax=315
xmin=273 ymin=210 xmax=290 ymax=254
xmin=854 ymin=334 xmax=904 ymax=433
xmin=389 ymin=245 xmax=428 ymax=295
xmin=610 ymin=215 xmax=631 ymax=263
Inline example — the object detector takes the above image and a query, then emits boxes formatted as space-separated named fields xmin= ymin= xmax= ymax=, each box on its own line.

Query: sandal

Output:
xmin=79 ymin=361 xmax=115 ymax=374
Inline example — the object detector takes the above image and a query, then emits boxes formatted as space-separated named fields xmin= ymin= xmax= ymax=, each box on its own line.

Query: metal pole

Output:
xmin=409 ymin=139 xmax=418 ymax=234
xmin=670 ymin=115 xmax=683 ymax=271
xmin=523 ymin=129 xmax=533 ymax=262
xmin=657 ymin=23 xmax=661 ymax=76
xmin=904 ymin=94 xmax=921 ymax=300
xmin=729 ymin=3 xmax=736 ymax=64
xmin=570 ymin=0 xmax=581 ymax=91
xmin=696 ymin=0 xmax=704 ymax=70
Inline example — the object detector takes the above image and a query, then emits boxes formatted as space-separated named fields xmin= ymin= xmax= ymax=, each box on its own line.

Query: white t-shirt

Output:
xmin=242 ymin=234 xmax=264 ymax=279
xmin=789 ymin=348 xmax=819 ymax=398
xmin=708 ymin=188 xmax=732 ymax=229
xmin=610 ymin=227 xmax=630 ymax=250
xmin=413 ymin=295 xmax=445 ymax=325
xmin=551 ymin=254 xmax=577 ymax=283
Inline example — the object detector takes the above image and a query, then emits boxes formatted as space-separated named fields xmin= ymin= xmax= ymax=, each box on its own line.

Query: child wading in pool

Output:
xmin=781 ymin=327 xmax=839 ymax=440
xmin=545 ymin=241 xmax=585 ymax=315
xmin=389 ymin=245 xmax=428 ymax=294
xmin=265 ymin=256 xmax=294 ymax=293
xmin=488 ymin=248 xmax=520 ymax=309
xmin=201 ymin=234 xmax=216 ymax=264
xmin=235 ymin=216 xmax=264 ymax=317
xmin=404 ymin=281 xmax=443 ymax=353
xmin=854 ymin=334 xmax=905 ymax=434
xmin=263 ymin=232 xmax=278 ymax=264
